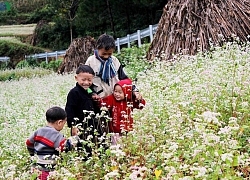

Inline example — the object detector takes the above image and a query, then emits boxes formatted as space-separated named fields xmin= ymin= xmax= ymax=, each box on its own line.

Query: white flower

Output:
xmin=190 ymin=166 xmax=207 ymax=178
xmin=104 ymin=170 xmax=119 ymax=180
xmin=169 ymin=142 xmax=178 ymax=151
xmin=200 ymin=111 xmax=221 ymax=125
xmin=221 ymin=153 xmax=233 ymax=162
xmin=192 ymin=149 xmax=202 ymax=157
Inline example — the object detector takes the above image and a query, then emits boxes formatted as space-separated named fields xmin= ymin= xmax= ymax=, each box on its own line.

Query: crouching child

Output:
xmin=26 ymin=106 xmax=77 ymax=180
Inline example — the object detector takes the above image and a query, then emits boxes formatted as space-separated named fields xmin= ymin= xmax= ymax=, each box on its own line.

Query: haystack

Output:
xmin=147 ymin=0 xmax=250 ymax=61
xmin=58 ymin=36 xmax=96 ymax=74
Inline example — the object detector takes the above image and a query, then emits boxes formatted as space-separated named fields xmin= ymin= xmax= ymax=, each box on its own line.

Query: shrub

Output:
xmin=0 ymin=61 xmax=9 ymax=70
xmin=40 ymin=59 xmax=63 ymax=72
xmin=26 ymin=4 xmax=56 ymax=23
xmin=16 ymin=60 xmax=29 ymax=68
xmin=114 ymin=44 xmax=151 ymax=80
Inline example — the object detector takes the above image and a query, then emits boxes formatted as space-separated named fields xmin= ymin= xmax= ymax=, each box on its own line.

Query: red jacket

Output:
xmin=102 ymin=79 xmax=146 ymax=133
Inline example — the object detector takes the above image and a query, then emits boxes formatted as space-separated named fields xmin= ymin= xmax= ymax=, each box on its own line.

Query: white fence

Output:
xmin=0 ymin=56 xmax=10 ymax=65
xmin=115 ymin=24 xmax=158 ymax=53
xmin=25 ymin=50 xmax=66 ymax=64
xmin=25 ymin=24 xmax=158 ymax=64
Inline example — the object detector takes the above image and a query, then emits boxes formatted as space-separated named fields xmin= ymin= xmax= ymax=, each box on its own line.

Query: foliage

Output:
xmin=16 ymin=57 xmax=40 ymax=69
xmin=40 ymin=59 xmax=63 ymax=72
xmin=15 ymin=59 xmax=63 ymax=72
xmin=74 ymin=0 xmax=164 ymax=39
xmin=0 ymin=67 xmax=53 ymax=81
xmin=0 ymin=0 xmax=165 ymax=50
xmin=0 ymin=6 xmax=18 ymax=25
xmin=0 ymin=41 xmax=250 ymax=179
xmin=114 ymin=44 xmax=151 ymax=80
xmin=33 ymin=20 xmax=71 ymax=50
xmin=15 ymin=60 xmax=29 ymax=69
xmin=0 ymin=39 xmax=45 ymax=67
xmin=7 ymin=0 xmax=51 ymax=13
xmin=26 ymin=4 xmax=56 ymax=23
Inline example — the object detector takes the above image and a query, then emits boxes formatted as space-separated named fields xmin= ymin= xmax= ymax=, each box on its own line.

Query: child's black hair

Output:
xmin=96 ymin=34 xmax=116 ymax=50
xmin=46 ymin=106 xmax=67 ymax=123
xmin=76 ymin=64 xmax=95 ymax=76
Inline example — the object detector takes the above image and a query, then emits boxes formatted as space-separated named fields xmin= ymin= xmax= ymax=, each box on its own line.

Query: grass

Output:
xmin=0 ymin=24 xmax=36 ymax=36
xmin=0 ymin=67 xmax=53 ymax=81
xmin=0 ymin=41 xmax=250 ymax=179
xmin=0 ymin=24 xmax=36 ymax=45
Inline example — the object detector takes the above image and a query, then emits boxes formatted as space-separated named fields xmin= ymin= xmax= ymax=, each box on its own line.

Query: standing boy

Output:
xmin=26 ymin=106 xmax=75 ymax=180
xmin=65 ymin=64 xmax=105 ymax=158
xmin=85 ymin=34 xmax=129 ymax=98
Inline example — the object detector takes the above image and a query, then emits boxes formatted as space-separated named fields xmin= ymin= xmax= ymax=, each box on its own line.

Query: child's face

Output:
xmin=98 ymin=48 xmax=114 ymax=60
xmin=113 ymin=85 xmax=125 ymax=101
xmin=75 ymin=72 xmax=94 ymax=90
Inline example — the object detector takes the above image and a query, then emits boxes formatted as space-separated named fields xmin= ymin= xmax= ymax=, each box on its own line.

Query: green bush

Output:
xmin=16 ymin=57 xmax=38 ymax=68
xmin=34 ymin=20 xmax=71 ymax=50
xmin=0 ymin=7 xmax=18 ymax=25
xmin=26 ymin=4 xmax=56 ymax=23
xmin=114 ymin=44 xmax=151 ymax=80
xmin=39 ymin=61 xmax=47 ymax=69
xmin=40 ymin=59 xmax=62 ymax=71
xmin=0 ymin=61 xmax=9 ymax=70
xmin=16 ymin=59 xmax=62 ymax=72
xmin=26 ymin=57 xmax=39 ymax=67
xmin=0 ymin=40 xmax=45 ymax=68
xmin=16 ymin=60 xmax=29 ymax=68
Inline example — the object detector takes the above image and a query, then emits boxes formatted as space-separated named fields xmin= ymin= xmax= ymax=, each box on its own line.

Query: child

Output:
xmin=101 ymin=78 xmax=146 ymax=145
xmin=65 ymin=64 xmax=105 ymax=157
xmin=26 ymin=106 xmax=76 ymax=180
xmin=85 ymin=34 xmax=129 ymax=98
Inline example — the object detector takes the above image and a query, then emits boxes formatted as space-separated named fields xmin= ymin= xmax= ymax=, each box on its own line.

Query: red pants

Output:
xmin=38 ymin=170 xmax=50 ymax=180
xmin=32 ymin=168 xmax=51 ymax=180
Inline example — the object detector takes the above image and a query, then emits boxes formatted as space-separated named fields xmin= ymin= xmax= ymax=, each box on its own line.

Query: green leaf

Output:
xmin=232 ymin=156 xmax=239 ymax=166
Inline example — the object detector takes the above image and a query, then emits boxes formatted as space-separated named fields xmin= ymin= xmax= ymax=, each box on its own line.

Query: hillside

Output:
xmin=0 ymin=24 xmax=36 ymax=35
xmin=0 ymin=24 xmax=49 ymax=68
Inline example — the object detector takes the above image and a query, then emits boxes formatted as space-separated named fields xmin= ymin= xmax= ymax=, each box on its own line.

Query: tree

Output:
xmin=106 ymin=0 xmax=115 ymax=35
xmin=50 ymin=0 xmax=79 ymax=42
xmin=68 ymin=0 xmax=79 ymax=42
xmin=147 ymin=0 xmax=250 ymax=61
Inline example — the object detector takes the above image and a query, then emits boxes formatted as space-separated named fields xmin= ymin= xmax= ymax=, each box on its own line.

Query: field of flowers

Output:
xmin=0 ymin=41 xmax=250 ymax=179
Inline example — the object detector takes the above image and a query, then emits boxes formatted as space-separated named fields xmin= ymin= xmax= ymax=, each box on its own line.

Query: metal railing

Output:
xmin=25 ymin=50 xmax=66 ymax=64
xmin=0 ymin=56 xmax=10 ymax=65
xmin=25 ymin=24 xmax=158 ymax=63
xmin=116 ymin=24 xmax=158 ymax=53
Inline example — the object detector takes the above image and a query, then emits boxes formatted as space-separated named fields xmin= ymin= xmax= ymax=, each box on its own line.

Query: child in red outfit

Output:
xmin=101 ymin=78 xmax=146 ymax=144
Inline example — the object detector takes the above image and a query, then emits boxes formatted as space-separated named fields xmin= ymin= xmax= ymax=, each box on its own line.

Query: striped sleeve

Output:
xmin=26 ymin=133 xmax=35 ymax=156
xmin=54 ymin=134 xmax=70 ymax=152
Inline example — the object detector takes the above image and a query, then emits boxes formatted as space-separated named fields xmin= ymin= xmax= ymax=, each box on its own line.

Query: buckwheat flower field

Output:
xmin=0 ymin=42 xmax=249 ymax=179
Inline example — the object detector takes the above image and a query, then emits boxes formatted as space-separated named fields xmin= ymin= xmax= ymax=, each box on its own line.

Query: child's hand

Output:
xmin=71 ymin=127 xmax=79 ymax=136
xmin=133 ymin=91 xmax=142 ymax=101
xmin=92 ymin=94 xmax=101 ymax=101
xmin=68 ymin=136 xmax=80 ymax=147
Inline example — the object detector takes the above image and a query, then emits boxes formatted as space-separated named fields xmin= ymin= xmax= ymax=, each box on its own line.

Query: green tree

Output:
xmin=50 ymin=0 xmax=79 ymax=42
